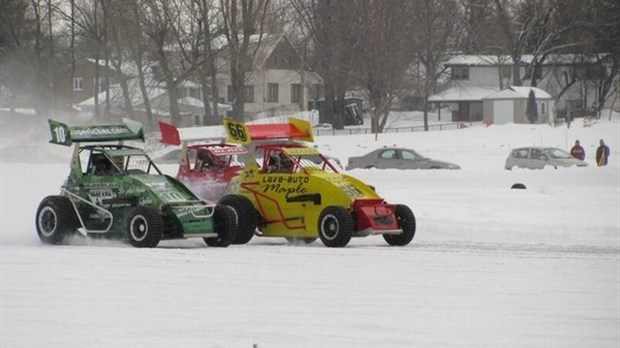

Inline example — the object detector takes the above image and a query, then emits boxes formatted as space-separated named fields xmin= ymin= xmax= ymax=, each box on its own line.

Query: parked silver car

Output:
xmin=504 ymin=147 xmax=588 ymax=170
xmin=346 ymin=147 xmax=460 ymax=170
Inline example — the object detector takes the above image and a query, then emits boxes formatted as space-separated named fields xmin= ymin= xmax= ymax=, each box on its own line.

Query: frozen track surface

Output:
xmin=2 ymin=239 xmax=619 ymax=348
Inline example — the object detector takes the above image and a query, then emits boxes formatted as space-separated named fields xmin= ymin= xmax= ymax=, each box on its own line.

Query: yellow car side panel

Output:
xmin=227 ymin=166 xmax=381 ymax=237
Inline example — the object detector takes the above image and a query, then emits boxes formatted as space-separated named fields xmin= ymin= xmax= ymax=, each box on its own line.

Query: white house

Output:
xmin=215 ymin=34 xmax=323 ymax=117
xmin=482 ymin=86 xmax=555 ymax=125
xmin=430 ymin=54 xmax=616 ymax=122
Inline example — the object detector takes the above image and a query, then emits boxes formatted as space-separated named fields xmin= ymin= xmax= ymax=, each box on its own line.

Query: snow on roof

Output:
xmin=242 ymin=34 xmax=283 ymax=69
xmin=445 ymin=54 xmax=604 ymax=66
xmin=178 ymin=96 xmax=231 ymax=111
xmin=445 ymin=55 xmax=519 ymax=66
xmin=428 ymin=85 xmax=499 ymax=102
xmin=76 ymin=81 xmax=166 ymax=107
xmin=483 ymin=86 xmax=553 ymax=100
xmin=178 ymin=96 xmax=204 ymax=107
xmin=177 ymin=80 xmax=202 ymax=88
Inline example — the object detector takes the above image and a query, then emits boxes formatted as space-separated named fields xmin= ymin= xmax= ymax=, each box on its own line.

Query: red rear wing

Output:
xmin=159 ymin=121 xmax=227 ymax=146
xmin=245 ymin=118 xmax=314 ymax=142
xmin=159 ymin=121 xmax=182 ymax=145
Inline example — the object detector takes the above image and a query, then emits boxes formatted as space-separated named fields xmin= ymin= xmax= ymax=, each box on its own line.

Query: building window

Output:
xmin=228 ymin=85 xmax=254 ymax=103
xmin=291 ymin=84 xmax=302 ymax=104
xmin=73 ymin=77 xmax=83 ymax=91
xmin=176 ymin=87 xmax=187 ymax=98
xmin=190 ymin=88 xmax=201 ymax=99
xmin=500 ymin=66 xmax=511 ymax=79
xmin=244 ymin=85 xmax=254 ymax=103
xmin=452 ymin=66 xmax=469 ymax=80
xmin=267 ymin=83 xmax=279 ymax=103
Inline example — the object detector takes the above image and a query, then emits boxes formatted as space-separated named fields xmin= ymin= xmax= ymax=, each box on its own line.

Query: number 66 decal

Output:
xmin=223 ymin=118 xmax=250 ymax=144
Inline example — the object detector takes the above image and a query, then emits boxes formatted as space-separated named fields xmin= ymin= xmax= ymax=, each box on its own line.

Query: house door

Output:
xmin=494 ymin=100 xmax=514 ymax=124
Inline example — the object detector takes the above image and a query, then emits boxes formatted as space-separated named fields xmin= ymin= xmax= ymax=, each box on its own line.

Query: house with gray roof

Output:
xmin=429 ymin=54 xmax=615 ymax=123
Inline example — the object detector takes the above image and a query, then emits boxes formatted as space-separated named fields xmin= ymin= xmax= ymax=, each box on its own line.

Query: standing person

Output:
xmin=596 ymin=139 xmax=610 ymax=166
xmin=570 ymin=140 xmax=585 ymax=160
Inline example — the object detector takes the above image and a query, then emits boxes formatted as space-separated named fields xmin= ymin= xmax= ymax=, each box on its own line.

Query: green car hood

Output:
xmin=130 ymin=174 xmax=197 ymax=204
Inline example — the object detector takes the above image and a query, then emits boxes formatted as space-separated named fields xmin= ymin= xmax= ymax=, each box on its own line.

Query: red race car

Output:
xmin=158 ymin=121 xmax=247 ymax=202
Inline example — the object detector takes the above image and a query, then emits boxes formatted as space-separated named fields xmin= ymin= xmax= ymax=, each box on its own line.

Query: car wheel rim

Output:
xmin=320 ymin=214 xmax=339 ymax=240
xmin=38 ymin=207 xmax=57 ymax=237
xmin=130 ymin=215 xmax=148 ymax=242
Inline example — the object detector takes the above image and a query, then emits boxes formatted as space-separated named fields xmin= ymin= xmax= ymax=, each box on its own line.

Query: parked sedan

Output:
xmin=346 ymin=147 xmax=460 ymax=170
xmin=504 ymin=146 xmax=588 ymax=170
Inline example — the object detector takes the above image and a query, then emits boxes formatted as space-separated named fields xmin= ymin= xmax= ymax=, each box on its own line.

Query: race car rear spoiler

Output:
xmin=48 ymin=118 xmax=144 ymax=146
xmin=158 ymin=121 xmax=227 ymax=146
xmin=224 ymin=117 xmax=314 ymax=144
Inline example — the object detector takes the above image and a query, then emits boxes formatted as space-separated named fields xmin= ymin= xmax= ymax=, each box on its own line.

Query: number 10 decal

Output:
xmin=48 ymin=119 xmax=72 ymax=146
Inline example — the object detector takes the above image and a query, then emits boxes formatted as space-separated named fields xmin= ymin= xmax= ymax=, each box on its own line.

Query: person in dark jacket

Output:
xmin=596 ymin=139 xmax=610 ymax=166
xmin=570 ymin=140 xmax=585 ymax=161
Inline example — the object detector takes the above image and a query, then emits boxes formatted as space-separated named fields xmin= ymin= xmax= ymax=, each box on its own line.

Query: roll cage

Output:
xmin=258 ymin=144 xmax=339 ymax=174
xmin=186 ymin=144 xmax=247 ymax=172
xmin=77 ymin=145 xmax=162 ymax=176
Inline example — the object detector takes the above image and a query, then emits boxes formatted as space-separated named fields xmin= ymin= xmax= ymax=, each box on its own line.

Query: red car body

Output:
xmin=159 ymin=122 xmax=247 ymax=202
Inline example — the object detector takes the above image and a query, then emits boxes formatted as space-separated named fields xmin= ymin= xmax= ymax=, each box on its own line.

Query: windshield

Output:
xmin=110 ymin=153 xmax=161 ymax=174
xmin=290 ymin=153 xmax=339 ymax=173
xmin=215 ymin=153 xmax=247 ymax=167
xmin=547 ymin=148 xmax=573 ymax=159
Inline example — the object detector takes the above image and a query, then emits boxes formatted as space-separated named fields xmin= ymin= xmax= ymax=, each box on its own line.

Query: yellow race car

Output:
xmin=219 ymin=118 xmax=416 ymax=247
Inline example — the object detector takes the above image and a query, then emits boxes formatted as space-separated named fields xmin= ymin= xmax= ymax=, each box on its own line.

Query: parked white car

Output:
xmin=504 ymin=147 xmax=588 ymax=170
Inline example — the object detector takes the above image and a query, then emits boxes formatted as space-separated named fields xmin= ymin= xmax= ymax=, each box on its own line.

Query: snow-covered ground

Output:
xmin=1 ymin=111 xmax=619 ymax=347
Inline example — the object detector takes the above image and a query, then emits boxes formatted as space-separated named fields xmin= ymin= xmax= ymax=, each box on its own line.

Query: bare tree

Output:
xmin=190 ymin=0 xmax=224 ymax=125
xmin=28 ymin=0 xmax=57 ymax=116
xmin=291 ymin=0 xmax=359 ymax=129
xmin=0 ymin=0 xmax=36 ymax=110
xmin=567 ymin=0 xmax=620 ymax=116
xmin=412 ymin=0 xmax=461 ymax=131
xmin=352 ymin=0 xmax=418 ymax=134
xmin=103 ymin=0 xmax=138 ymax=120
xmin=125 ymin=0 xmax=157 ymax=129
xmin=61 ymin=0 xmax=108 ymax=120
xmin=219 ymin=0 xmax=271 ymax=121
xmin=458 ymin=0 xmax=498 ymax=53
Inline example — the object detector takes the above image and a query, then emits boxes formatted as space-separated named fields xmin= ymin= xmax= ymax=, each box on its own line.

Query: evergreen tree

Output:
xmin=525 ymin=89 xmax=538 ymax=124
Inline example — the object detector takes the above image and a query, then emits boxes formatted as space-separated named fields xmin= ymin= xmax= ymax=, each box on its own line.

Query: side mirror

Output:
xmin=540 ymin=155 xmax=549 ymax=161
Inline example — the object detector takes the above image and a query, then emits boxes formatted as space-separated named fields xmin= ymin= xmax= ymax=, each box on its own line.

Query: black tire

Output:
xmin=285 ymin=237 xmax=317 ymax=245
xmin=383 ymin=204 xmax=416 ymax=246
xmin=204 ymin=205 xmax=237 ymax=247
xmin=218 ymin=195 xmax=258 ymax=244
xmin=35 ymin=195 xmax=79 ymax=245
xmin=318 ymin=206 xmax=353 ymax=247
xmin=126 ymin=206 xmax=163 ymax=248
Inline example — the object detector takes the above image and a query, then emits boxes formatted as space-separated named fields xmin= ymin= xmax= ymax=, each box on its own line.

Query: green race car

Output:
xmin=35 ymin=119 xmax=237 ymax=248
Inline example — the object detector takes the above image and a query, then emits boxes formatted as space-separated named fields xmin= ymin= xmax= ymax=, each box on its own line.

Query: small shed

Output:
xmin=482 ymin=86 xmax=555 ymax=125
xmin=428 ymin=85 xmax=499 ymax=122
